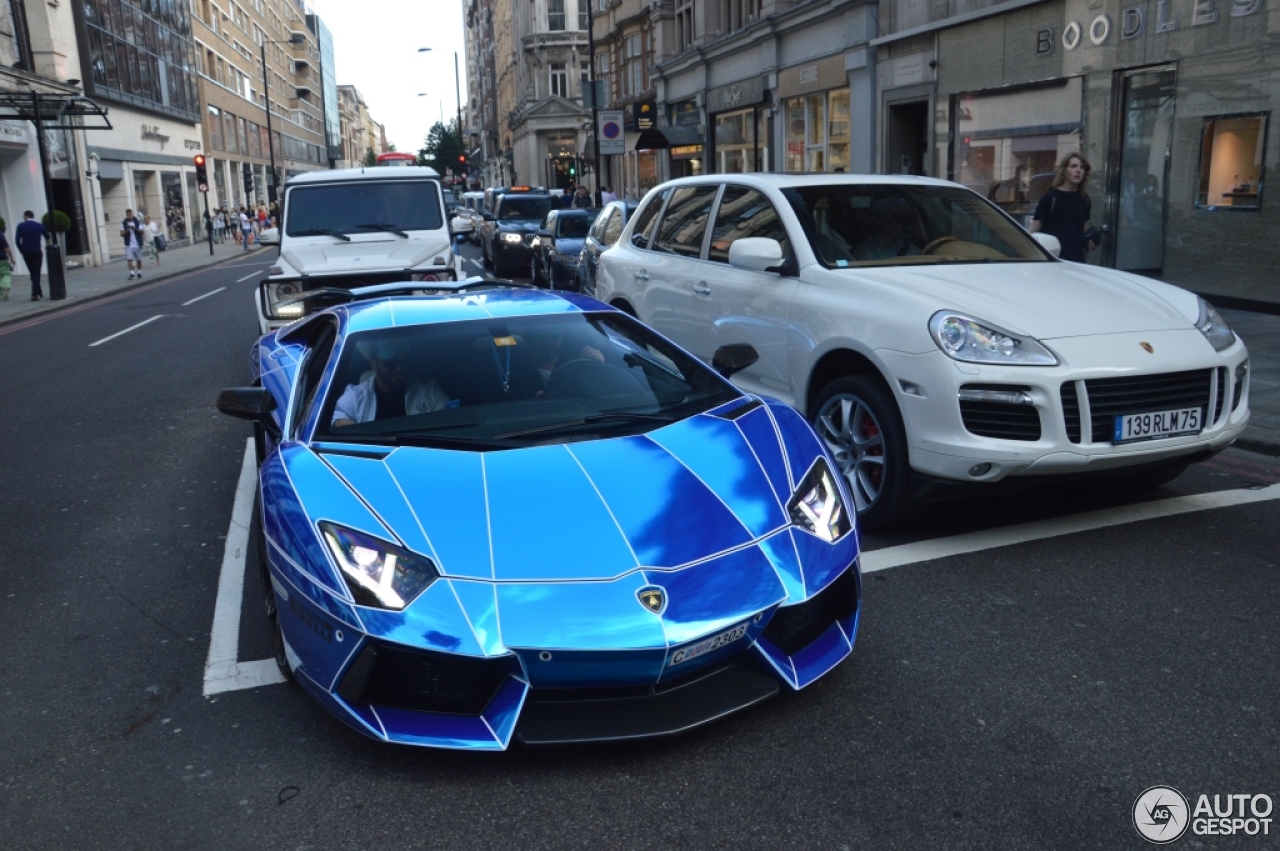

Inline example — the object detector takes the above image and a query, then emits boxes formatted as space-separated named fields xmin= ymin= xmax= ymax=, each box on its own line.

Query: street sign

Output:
xmin=598 ymin=110 xmax=624 ymax=155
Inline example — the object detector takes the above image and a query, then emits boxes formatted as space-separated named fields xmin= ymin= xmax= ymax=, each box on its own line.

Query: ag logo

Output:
xmin=636 ymin=586 xmax=665 ymax=614
xmin=1134 ymin=786 xmax=1190 ymax=844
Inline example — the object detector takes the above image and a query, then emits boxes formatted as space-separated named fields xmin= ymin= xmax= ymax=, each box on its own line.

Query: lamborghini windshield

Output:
xmin=781 ymin=183 xmax=1048 ymax=268
xmin=318 ymin=312 xmax=741 ymax=447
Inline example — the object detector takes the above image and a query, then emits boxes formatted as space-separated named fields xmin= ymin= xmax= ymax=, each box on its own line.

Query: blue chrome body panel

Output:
xmin=245 ymin=288 xmax=862 ymax=749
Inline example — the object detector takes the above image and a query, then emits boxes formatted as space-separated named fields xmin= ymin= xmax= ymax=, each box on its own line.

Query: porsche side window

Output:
xmin=293 ymin=320 xmax=339 ymax=436
xmin=652 ymin=186 xmax=718 ymax=259
xmin=589 ymin=208 xmax=610 ymax=241
xmin=602 ymin=209 xmax=623 ymax=245
xmin=708 ymin=187 xmax=790 ymax=264
xmin=629 ymin=189 xmax=668 ymax=249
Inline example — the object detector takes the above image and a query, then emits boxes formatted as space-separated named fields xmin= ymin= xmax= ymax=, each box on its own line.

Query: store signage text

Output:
xmin=1036 ymin=0 xmax=1264 ymax=53
xmin=140 ymin=124 xmax=170 ymax=148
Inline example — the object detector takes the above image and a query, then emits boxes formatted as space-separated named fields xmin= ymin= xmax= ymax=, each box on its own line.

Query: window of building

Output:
xmin=224 ymin=110 xmax=238 ymax=154
xmin=208 ymin=105 xmax=223 ymax=150
xmin=578 ymin=0 xmax=588 ymax=30
xmin=1196 ymin=113 xmax=1267 ymax=210
xmin=720 ymin=0 xmax=758 ymax=32
xmin=550 ymin=62 xmax=567 ymax=99
xmin=548 ymin=0 xmax=566 ymax=31
xmin=82 ymin=0 xmax=200 ymax=121
xmin=246 ymin=120 xmax=262 ymax=158
xmin=677 ymin=0 xmax=695 ymax=51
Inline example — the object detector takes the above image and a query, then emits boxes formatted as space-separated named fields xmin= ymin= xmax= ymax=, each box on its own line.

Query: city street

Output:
xmin=1 ymin=252 xmax=1278 ymax=849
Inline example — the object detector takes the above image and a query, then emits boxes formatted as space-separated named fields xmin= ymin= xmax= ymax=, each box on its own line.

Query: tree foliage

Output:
xmin=361 ymin=147 xmax=378 ymax=167
xmin=416 ymin=120 xmax=464 ymax=174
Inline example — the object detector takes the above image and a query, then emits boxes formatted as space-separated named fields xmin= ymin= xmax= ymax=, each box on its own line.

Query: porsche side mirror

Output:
xmin=1032 ymin=232 xmax=1062 ymax=258
xmin=217 ymin=387 xmax=280 ymax=438
xmin=728 ymin=237 xmax=785 ymax=273
xmin=712 ymin=343 xmax=759 ymax=379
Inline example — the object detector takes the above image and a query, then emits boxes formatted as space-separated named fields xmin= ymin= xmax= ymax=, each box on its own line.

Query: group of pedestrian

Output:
xmin=556 ymin=183 xmax=608 ymax=209
xmin=210 ymin=204 xmax=273 ymax=250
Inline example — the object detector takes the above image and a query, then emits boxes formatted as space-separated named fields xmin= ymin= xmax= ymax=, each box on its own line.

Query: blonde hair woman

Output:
xmin=1029 ymin=152 xmax=1097 ymax=262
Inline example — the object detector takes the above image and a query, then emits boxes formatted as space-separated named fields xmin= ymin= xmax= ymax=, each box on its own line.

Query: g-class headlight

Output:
xmin=1196 ymin=297 xmax=1236 ymax=352
xmin=319 ymin=522 xmax=438 ymax=610
xmin=928 ymin=311 xmax=1058 ymax=366
xmin=266 ymin=281 xmax=304 ymax=319
xmin=788 ymin=458 xmax=853 ymax=543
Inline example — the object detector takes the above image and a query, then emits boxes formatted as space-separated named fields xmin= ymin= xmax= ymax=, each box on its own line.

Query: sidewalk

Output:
xmin=1 ymin=246 xmax=1275 ymax=452
xmin=0 ymin=237 xmax=272 ymax=326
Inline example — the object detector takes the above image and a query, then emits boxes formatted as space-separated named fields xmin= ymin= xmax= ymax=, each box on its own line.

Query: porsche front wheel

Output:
xmin=811 ymin=376 xmax=917 ymax=531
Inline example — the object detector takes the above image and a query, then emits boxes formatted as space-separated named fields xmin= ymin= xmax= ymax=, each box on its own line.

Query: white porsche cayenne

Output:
xmin=594 ymin=174 xmax=1250 ymax=529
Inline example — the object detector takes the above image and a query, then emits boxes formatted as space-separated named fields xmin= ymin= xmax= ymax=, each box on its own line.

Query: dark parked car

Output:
xmin=480 ymin=190 xmax=553 ymax=277
xmin=531 ymin=208 xmax=595 ymax=289
xmin=577 ymin=199 xmax=638 ymax=297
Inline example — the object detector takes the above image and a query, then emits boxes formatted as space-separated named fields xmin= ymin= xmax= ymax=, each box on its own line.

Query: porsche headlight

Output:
xmin=500 ymin=232 xmax=524 ymax=244
xmin=1196 ymin=297 xmax=1236 ymax=352
xmin=928 ymin=311 xmax=1058 ymax=366
xmin=788 ymin=459 xmax=852 ymax=543
xmin=319 ymin=522 xmax=437 ymax=610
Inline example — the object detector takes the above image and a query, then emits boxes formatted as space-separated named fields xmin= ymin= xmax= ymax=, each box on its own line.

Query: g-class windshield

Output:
xmin=286 ymin=180 xmax=444 ymax=236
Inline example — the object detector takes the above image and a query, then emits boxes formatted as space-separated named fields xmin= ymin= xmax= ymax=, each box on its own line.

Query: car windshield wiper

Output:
xmin=355 ymin=223 xmax=410 ymax=238
xmin=291 ymin=228 xmax=352 ymax=241
xmin=495 ymin=412 xmax=676 ymax=440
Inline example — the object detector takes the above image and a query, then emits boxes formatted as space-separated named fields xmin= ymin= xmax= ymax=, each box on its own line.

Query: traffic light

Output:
xmin=568 ymin=162 xmax=576 ymax=177
xmin=242 ymin=163 xmax=253 ymax=196
xmin=194 ymin=154 xmax=208 ymax=192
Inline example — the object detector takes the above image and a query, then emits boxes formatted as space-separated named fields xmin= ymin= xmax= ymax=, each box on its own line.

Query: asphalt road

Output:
xmin=1 ymin=249 xmax=1277 ymax=850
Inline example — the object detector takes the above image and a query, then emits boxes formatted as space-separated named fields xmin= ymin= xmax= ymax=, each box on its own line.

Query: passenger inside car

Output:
xmin=331 ymin=338 xmax=451 ymax=426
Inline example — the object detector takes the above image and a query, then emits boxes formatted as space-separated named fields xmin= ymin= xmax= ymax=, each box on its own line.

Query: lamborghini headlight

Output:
xmin=788 ymin=458 xmax=853 ymax=543
xmin=928 ymin=311 xmax=1058 ymax=366
xmin=1196 ymin=297 xmax=1236 ymax=352
xmin=319 ymin=522 xmax=437 ymax=610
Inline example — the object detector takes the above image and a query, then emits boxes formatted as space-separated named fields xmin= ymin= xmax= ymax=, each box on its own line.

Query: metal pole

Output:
xmin=455 ymin=52 xmax=464 ymax=189
xmin=261 ymin=42 xmax=279 ymax=205
xmin=31 ymin=92 xmax=66 ymax=299
xmin=586 ymin=2 xmax=602 ymax=204
xmin=204 ymin=189 xmax=213 ymax=255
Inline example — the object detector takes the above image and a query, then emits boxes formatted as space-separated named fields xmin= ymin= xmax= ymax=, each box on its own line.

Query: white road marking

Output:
xmin=861 ymin=483 xmax=1280 ymax=573
xmin=88 ymin=315 xmax=164 ymax=347
xmin=203 ymin=439 xmax=286 ymax=696
xmin=236 ymin=270 xmax=263 ymax=283
xmin=182 ymin=287 xmax=226 ymax=306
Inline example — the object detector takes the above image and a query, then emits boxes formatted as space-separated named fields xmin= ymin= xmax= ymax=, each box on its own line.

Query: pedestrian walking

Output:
xmin=599 ymin=185 xmax=616 ymax=205
xmin=14 ymin=210 xmax=49 ymax=300
xmin=238 ymin=207 xmax=253 ymax=250
xmin=144 ymin=214 xmax=163 ymax=266
xmin=120 ymin=208 xmax=145 ymax=279
xmin=214 ymin=208 xmax=226 ymax=243
xmin=1029 ymin=152 xmax=1099 ymax=263
xmin=0 ymin=225 xmax=14 ymax=300
xmin=572 ymin=185 xmax=592 ymax=209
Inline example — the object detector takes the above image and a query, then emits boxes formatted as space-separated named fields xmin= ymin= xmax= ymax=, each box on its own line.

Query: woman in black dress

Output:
xmin=1029 ymin=153 xmax=1098 ymax=262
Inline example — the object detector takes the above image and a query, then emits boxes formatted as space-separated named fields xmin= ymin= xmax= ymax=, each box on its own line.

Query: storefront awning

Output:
xmin=634 ymin=125 xmax=704 ymax=151
xmin=0 ymin=91 xmax=112 ymax=130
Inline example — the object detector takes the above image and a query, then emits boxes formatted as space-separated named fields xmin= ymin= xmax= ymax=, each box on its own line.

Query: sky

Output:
xmin=304 ymin=0 xmax=469 ymax=154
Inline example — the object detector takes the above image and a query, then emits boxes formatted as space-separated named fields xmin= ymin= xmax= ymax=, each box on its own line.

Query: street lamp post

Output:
xmin=261 ymin=33 xmax=306 ymax=206
xmin=419 ymin=48 xmax=464 ymax=187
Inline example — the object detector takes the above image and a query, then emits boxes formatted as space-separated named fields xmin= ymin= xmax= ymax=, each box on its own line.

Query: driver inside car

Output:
xmin=331 ymin=339 xmax=449 ymax=426
xmin=531 ymin=329 xmax=605 ymax=393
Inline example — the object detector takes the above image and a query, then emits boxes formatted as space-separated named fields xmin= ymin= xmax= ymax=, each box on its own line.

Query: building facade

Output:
xmin=464 ymin=0 xmax=502 ymax=188
xmin=190 ymin=0 xmax=328 ymax=220
xmin=337 ymin=84 xmax=387 ymax=167
xmin=874 ymin=0 xmax=1279 ymax=303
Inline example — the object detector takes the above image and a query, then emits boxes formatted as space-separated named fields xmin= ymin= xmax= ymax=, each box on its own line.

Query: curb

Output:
xmin=0 ymin=247 xmax=272 ymax=330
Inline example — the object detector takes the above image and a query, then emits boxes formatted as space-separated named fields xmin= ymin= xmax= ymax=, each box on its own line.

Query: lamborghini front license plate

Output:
xmin=669 ymin=621 xmax=750 ymax=666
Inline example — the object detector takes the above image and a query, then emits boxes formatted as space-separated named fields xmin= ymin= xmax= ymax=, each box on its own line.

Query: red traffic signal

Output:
xmin=193 ymin=154 xmax=209 ymax=193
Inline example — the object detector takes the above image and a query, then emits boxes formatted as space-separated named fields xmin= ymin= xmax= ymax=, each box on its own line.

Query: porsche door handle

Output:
xmin=692 ymin=281 xmax=711 ymax=296
xmin=633 ymin=271 xmax=650 ymax=282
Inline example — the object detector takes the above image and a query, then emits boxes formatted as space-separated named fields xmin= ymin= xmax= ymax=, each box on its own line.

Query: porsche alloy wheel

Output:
xmin=812 ymin=376 xmax=917 ymax=530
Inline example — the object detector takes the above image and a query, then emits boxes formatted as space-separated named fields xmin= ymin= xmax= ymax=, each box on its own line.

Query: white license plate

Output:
xmin=1113 ymin=407 xmax=1202 ymax=443
xmin=669 ymin=621 xmax=750 ymax=666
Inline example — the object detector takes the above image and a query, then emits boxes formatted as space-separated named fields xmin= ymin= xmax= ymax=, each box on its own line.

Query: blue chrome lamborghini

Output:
xmin=217 ymin=279 xmax=861 ymax=749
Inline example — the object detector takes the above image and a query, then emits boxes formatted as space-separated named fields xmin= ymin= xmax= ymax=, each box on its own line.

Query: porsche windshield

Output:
xmin=285 ymin=180 xmax=444 ymax=236
xmin=781 ymin=184 xmax=1048 ymax=268
xmin=318 ymin=312 xmax=742 ymax=447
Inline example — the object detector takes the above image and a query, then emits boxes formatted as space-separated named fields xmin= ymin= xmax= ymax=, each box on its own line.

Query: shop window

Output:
xmin=784 ymin=90 xmax=849 ymax=173
xmin=715 ymin=110 xmax=754 ymax=174
xmin=1196 ymin=113 xmax=1267 ymax=210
